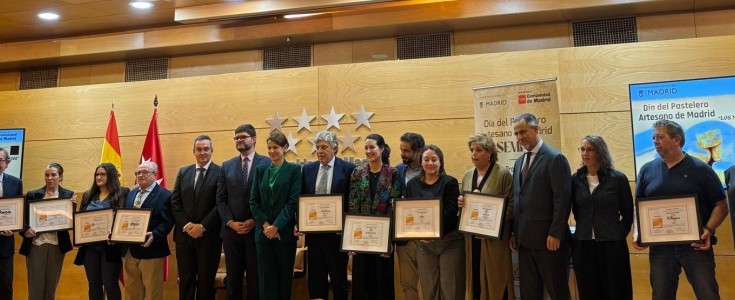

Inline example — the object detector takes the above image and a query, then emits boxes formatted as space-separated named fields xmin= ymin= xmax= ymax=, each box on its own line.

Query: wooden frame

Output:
xmin=298 ymin=194 xmax=344 ymax=233
xmin=0 ymin=196 xmax=25 ymax=232
xmin=393 ymin=197 xmax=442 ymax=240
xmin=28 ymin=198 xmax=74 ymax=233
xmin=73 ymin=208 xmax=114 ymax=246
xmin=635 ymin=194 xmax=702 ymax=246
xmin=458 ymin=192 xmax=507 ymax=239
xmin=110 ymin=208 xmax=152 ymax=244
xmin=340 ymin=214 xmax=392 ymax=255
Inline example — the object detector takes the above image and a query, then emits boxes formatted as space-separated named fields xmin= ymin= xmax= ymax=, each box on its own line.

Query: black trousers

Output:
xmin=572 ymin=239 xmax=632 ymax=300
xmin=176 ymin=234 xmax=223 ymax=300
xmin=222 ymin=235 xmax=259 ymax=300
xmin=351 ymin=253 xmax=394 ymax=300
xmin=83 ymin=244 xmax=122 ymax=300
xmin=518 ymin=243 xmax=570 ymax=300
xmin=306 ymin=234 xmax=348 ymax=300
xmin=0 ymin=255 xmax=11 ymax=300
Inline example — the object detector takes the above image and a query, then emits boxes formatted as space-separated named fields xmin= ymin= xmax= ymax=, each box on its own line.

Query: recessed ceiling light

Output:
xmin=284 ymin=13 xmax=323 ymax=19
xmin=130 ymin=1 xmax=154 ymax=9
xmin=37 ymin=12 xmax=60 ymax=20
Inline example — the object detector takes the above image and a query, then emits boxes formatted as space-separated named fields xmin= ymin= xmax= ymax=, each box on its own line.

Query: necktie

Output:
xmin=316 ymin=165 xmax=330 ymax=194
xmin=134 ymin=190 xmax=147 ymax=208
xmin=195 ymin=167 xmax=205 ymax=197
xmin=242 ymin=157 xmax=250 ymax=188
xmin=521 ymin=152 xmax=533 ymax=185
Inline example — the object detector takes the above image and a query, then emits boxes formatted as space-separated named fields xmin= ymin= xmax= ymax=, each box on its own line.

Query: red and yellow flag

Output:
xmin=100 ymin=109 xmax=124 ymax=185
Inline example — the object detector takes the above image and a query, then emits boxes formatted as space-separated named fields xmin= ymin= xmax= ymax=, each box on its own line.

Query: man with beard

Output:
xmin=394 ymin=132 xmax=424 ymax=300
xmin=217 ymin=124 xmax=269 ymax=300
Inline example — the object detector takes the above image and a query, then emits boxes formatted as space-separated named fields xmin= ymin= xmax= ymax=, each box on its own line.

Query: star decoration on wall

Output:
xmin=293 ymin=108 xmax=316 ymax=132
xmin=286 ymin=131 xmax=302 ymax=154
xmin=338 ymin=130 xmax=360 ymax=153
xmin=321 ymin=106 xmax=345 ymax=130
xmin=351 ymin=105 xmax=375 ymax=130
xmin=307 ymin=136 xmax=318 ymax=154
xmin=266 ymin=111 xmax=287 ymax=132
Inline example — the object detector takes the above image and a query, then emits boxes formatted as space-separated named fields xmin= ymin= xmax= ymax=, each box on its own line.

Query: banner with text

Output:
xmin=0 ymin=128 xmax=25 ymax=179
xmin=629 ymin=76 xmax=735 ymax=187
xmin=473 ymin=78 xmax=561 ymax=173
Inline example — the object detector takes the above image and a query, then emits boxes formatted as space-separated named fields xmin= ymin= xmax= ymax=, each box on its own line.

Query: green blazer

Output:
xmin=249 ymin=160 xmax=302 ymax=242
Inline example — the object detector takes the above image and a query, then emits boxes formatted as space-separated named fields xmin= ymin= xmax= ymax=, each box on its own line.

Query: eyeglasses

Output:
xmin=233 ymin=135 xmax=252 ymax=141
xmin=134 ymin=170 xmax=156 ymax=177
xmin=0 ymin=159 xmax=8 ymax=163
xmin=94 ymin=173 xmax=107 ymax=177
xmin=578 ymin=147 xmax=595 ymax=153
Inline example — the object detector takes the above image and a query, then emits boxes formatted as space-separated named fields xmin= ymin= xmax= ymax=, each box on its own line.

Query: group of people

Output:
xmin=0 ymin=112 xmax=730 ymax=300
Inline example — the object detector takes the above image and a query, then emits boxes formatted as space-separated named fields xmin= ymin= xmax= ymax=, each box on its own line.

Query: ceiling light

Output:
xmin=37 ymin=12 xmax=60 ymax=20
xmin=130 ymin=1 xmax=154 ymax=9
xmin=284 ymin=13 xmax=323 ymax=19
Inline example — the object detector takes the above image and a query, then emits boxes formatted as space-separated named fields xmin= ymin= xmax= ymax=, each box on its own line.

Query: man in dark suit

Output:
xmin=509 ymin=113 xmax=572 ymax=300
xmin=394 ymin=132 xmax=424 ymax=300
xmin=122 ymin=161 xmax=174 ymax=300
xmin=171 ymin=135 xmax=223 ymax=300
xmin=217 ymin=124 xmax=269 ymax=300
xmin=0 ymin=147 xmax=22 ymax=300
xmin=301 ymin=131 xmax=355 ymax=300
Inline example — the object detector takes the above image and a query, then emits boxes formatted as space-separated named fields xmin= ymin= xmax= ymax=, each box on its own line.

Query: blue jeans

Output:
xmin=649 ymin=245 xmax=719 ymax=300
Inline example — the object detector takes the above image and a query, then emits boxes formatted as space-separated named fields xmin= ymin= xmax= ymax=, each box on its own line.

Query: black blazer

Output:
xmin=19 ymin=187 xmax=74 ymax=256
xmin=250 ymin=161 xmax=302 ymax=243
xmin=216 ymin=153 xmax=269 ymax=239
xmin=512 ymin=142 xmax=572 ymax=250
xmin=301 ymin=157 xmax=355 ymax=207
xmin=0 ymin=173 xmax=23 ymax=258
xmin=121 ymin=184 xmax=174 ymax=259
xmin=171 ymin=162 xmax=223 ymax=242
xmin=73 ymin=187 xmax=130 ymax=265
xmin=725 ymin=165 xmax=735 ymax=236
xmin=571 ymin=167 xmax=633 ymax=241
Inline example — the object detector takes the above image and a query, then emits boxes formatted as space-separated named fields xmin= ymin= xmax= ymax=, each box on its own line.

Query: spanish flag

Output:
xmin=100 ymin=109 xmax=124 ymax=185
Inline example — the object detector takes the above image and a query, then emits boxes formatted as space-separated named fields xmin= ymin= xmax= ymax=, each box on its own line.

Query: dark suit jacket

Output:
xmin=249 ymin=161 xmax=302 ymax=243
xmin=0 ymin=173 xmax=22 ymax=258
xmin=121 ymin=184 xmax=174 ymax=259
xmin=171 ymin=162 xmax=223 ymax=242
xmin=301 ymin=157 xmax=355 ymax=207
xmin=216 ymin=153 xmax=269 ymax=239
xmin=19 ymin=187 xmax=74 ymax=256
xmin=512 ymin=142 xmax=572 ymax=250
xmin=725 ymin=166 xmax=735 ymax=236
xmin=396 ymin=163 xmax=409 ymax=197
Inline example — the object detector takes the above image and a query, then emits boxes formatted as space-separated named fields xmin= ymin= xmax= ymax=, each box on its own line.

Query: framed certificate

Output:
xmin=635 ymin=194 xmax=702 ymax=246
xmin=0 ymin=197 xmax=25 ymax=232
xmin=458 ymin=192 xmax=507 ymax=239
xmin=28 ymin=198 xmax=74 ymax=233
xmin=73 ymin=208 xmax=114 ymax=246
xmin=298 ymin=194 xmax=344 ymax=233
xmin=393 ymin=198 xmax=442 ymax=240
xmin=340 ymin=214 xmax=392 ymax=254
xmin=110 ymin=208 xmax=152 ymax=244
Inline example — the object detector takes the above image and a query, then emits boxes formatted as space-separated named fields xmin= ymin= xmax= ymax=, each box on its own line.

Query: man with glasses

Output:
xmin=171 ymin=135 xmax=223 ymax=300
xmin=301 ymin=131 xmax=355 ymax=300
xmin=0 ymin=148 xmax=22 ymax=300
xmin=217 ymin=124 xmax=269 ymax=300
xmin=121 ymin=161 xmax=174 ymax=300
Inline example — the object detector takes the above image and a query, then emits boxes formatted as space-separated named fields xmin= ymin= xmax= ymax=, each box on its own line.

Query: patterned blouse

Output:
xmin=348 ymin=163 xmax=402 ymax=215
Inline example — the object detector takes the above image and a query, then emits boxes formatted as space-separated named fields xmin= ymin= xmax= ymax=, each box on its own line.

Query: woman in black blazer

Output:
xmin=20 ymin=162 xmax=74 ymax=300
xmin=73 ymin=163 xmax=128 ymax=300
xmin=571 ymin=135 xmax=633 ymax=300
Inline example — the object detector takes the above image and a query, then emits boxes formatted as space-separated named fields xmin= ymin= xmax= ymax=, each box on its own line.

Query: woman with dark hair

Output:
xmin=73 ymin=163 xmax=129 ymax=300
xmin=571 ymin=135 xmax=633 ymax=300
xmin=250 ymin=131 xmax=302 ymax=300
xmin=20 ymin=162 xmax=74 ymax=300
xmin=457 ymin=133 xmax=514 ymax=300
xmin=404 ymin=144 xmax=463 ymax=300
xmin=348 ymin=133 xmax=401 ymax=300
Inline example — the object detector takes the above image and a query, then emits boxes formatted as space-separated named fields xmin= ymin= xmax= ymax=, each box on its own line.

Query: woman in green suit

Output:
xmin=250 ymin=131 xmax=302 ymax=300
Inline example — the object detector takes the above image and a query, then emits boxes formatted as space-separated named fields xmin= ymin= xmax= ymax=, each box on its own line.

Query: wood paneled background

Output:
xmin=1 ymin=13 xmax=735 ymax=300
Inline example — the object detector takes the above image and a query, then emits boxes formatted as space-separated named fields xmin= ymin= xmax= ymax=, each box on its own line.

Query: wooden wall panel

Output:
xmin=89 ymin=62 xmax=126 ymax=85
xmin=352 ymin=38 xmax=395 ymax=63
xmin=169 ymin=50 xmax=262 ymax=78
xmin=313 ymin=42 xmax=353 ymax=66
xmin=560 ymin=112 xmax=635 ymax=179
xmin=558 ymin=35 xmax=735 ymax=114
xmin=454 ymin=22 xmax=571 ymax=55
xmin=318 ymin=49 xmax=560 ymax=124
xmin=0 ymin=71 xmax=18 ymax=91
xmin=59 ymin=65 xmax=92 ymax=87
xmin=637 ymin=12 xmax=696 ymax=42
xmin=695 ymin=9 xmax=735 ymax=37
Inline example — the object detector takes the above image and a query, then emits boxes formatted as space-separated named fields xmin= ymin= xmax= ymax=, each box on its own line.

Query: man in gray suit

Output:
xmin=509 ymin=113 xmax=572 ymax=300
